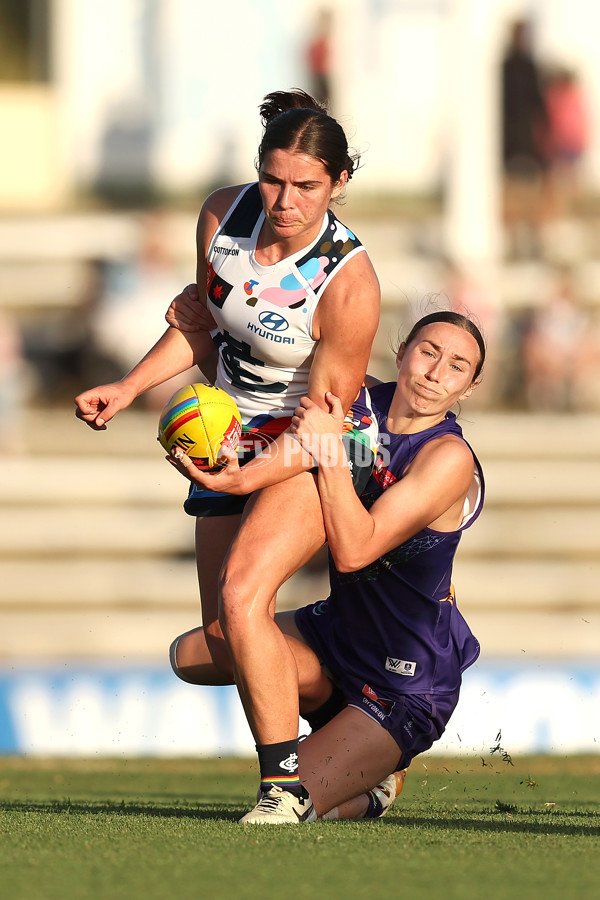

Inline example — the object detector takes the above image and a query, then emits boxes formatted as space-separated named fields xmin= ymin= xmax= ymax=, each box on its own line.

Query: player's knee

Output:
xmin=169 ymin=629 xmax=234 ymax=684
xmin=218 ymin=562 xmax=265 ymax=636
xmin=169 ymin=633 xmax=198 ymax=684
xmin=218 ymin=568 xmax=241 ymax=631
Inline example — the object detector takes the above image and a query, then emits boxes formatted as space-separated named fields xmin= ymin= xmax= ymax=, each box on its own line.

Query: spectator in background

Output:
xmin=501 ymin=19 xmax=549 ymax=258
xmin=0 ymin=311 xmax=28 ymax=452
xmin=89 ymin=211 xmax=196 ymax=410
xmin=541 ymin=66 xmax=590 ymax=221
xmin=438 ymin=258 xmax=503 ymax=410
xmin=521 ymin=266 xmax=598 ymax=412
xmin=306 ymin=8 xmax=333 ymax=107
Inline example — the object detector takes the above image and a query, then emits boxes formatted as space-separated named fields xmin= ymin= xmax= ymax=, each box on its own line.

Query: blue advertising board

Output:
xmin=1 ymin=661 xmax=598 ymax=757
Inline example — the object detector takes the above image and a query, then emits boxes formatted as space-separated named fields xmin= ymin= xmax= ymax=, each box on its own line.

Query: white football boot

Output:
xmin=239 ymin=785 xmax=317 ymax=824
xmin=370 ymin=769 xmax=407 ymax=817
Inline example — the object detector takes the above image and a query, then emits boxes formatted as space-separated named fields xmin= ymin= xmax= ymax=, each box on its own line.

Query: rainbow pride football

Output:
xmin=158 ymin=383 xmax=242 ymax=470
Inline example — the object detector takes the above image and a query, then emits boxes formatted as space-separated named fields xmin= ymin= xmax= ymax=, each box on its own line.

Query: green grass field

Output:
xmin=1 ymin=754 xmax=598 ymax=900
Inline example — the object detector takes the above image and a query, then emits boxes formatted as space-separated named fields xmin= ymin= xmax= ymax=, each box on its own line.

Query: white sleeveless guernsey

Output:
xmin=206 ymin=182 xmax=368 ymax=426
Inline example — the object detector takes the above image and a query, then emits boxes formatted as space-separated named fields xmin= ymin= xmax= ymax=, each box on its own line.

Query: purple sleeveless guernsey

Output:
xmin=296 ymin=381 xmax=484 ymax=704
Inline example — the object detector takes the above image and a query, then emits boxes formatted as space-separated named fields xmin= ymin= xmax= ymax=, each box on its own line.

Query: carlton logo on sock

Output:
xmin=279 ymin=752 xmax=299 ymax=772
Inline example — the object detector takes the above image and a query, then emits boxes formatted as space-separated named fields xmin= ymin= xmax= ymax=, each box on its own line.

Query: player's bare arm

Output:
xmin=76 ymin=188 xmax=255 ymax=430
xmin=292 ymin=394 xmax=474 ymax=572
xmin=165 ymin=186 xmax=248 ymax=331
xmin=165 ymin=284 xmax=217 ymax=332
xmin=325 ymin=436 xmax=474 ymax=571
xmin=308 ymin=251 xmax=380 ymax=413
xmin=164 ymin=186 xmax=253 ymax=380
xmin=74 ymin=327 xmax=212 ymax=428
xmin=195 ymin=186 xmax=250 ymax=304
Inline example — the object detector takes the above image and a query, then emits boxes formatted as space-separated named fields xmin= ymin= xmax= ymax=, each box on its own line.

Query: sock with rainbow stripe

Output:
xmin=256 ymin=739 xmax=305 ymax=798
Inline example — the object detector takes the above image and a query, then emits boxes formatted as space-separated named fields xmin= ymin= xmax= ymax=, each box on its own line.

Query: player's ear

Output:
xmin=396 ymin=342 xmax=407 ymax=369
xmin=330 ymin=170 xmax=348 ymax=199
xmin=460 ymin=378 xmax=480 ymax=400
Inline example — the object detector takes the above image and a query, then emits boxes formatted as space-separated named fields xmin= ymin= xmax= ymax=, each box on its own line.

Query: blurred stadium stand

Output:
xmin=1 ymin=211 xmax=599 ymax=667
xmin=1 ymin=0 xmax=599 ymax=757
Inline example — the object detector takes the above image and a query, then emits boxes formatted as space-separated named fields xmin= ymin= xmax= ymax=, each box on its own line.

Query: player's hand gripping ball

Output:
xmin=158 ymin=383 xmax=242 ymax=470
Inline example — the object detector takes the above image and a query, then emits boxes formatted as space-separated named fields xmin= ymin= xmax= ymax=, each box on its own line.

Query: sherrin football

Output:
xmin=158 ymin=383 xmax=242 ymax=470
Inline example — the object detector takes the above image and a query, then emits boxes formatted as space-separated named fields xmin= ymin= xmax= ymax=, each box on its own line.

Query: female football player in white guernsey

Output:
xmin=75 ymin=91 xmax=380 ymax=813
xmin=170 ymin=311 xmax=486 ymax=823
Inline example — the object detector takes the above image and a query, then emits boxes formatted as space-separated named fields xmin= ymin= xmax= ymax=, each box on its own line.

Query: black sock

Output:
xmin=364 ymin=789 xmax=384 ymax=818
xmin=256 ymin=739 xmax=305 ymax=797
xmin=302 ymin=684 xmax=347 ymax=732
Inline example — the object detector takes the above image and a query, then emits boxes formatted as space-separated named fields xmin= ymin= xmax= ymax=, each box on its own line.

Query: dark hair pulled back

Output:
xmin=403 ymin=311 xmax=486 ymax=380
xmin=257 ymin=89 xmax=358 ymax=183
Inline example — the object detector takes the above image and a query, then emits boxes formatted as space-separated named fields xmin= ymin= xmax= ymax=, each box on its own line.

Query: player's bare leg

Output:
xmin=271 ymin=614 xmax=409 ymax=822
xmin=171 ymin=612 xmax=407 ymax=822
xmin=217 ymin=473 xmax=331 ymax=822
xmin=194 ymin=513 xmax=242 ymax=679
xmin=219 ymin=472 xmax=326 ymax=744
xmin=321 ymin=770 xmax=408 ymax=820
xmin=298 ymin=706 xmax=403 ymax=819
xmin=171 ymin=613 xmax=332 ymax=710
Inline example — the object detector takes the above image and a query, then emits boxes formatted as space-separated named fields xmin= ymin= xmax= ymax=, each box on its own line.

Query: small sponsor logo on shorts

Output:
xmin=402 ymin=719 xmax=415 ymax=740
xmin=362 ymin=696 xmax=386 ymax=721
xmin=386 ymin=657 xmax=417 ymax=677
xmin=362 ymin=683 xmax=379 ymax=701
xmin=362 ymin=684 xmax=395 ymax=718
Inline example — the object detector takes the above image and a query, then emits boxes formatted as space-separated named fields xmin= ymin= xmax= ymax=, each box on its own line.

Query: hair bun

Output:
xmin=259 ymin=89 xmax=326 ymax=125
xmin=257 ymin=89 xmax=358 ymax=185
